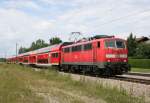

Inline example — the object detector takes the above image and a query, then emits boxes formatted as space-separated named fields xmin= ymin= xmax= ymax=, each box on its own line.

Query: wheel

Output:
xmin=103 ymin=68 xmax=112 ymax=77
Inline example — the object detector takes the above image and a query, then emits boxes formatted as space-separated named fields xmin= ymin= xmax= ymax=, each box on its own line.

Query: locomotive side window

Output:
xmin=64 ymin=47 xmax=70 ymax=53
xmin=97 ymin=42 xmax=100 ymax=48
xmin=72 ymin=46 xmax=75 ymax=52
xmin=84 ymin=43 xmax=92 ymax=50
xmin=76 ymin=45 xmax=82 ymax=51
xmin=72 ymin=45 xmax=82 ymax=52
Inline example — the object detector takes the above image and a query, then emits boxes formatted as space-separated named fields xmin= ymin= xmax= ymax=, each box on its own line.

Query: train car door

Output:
xmin=93 ymin=41 xmax=101 ymax=63
xmin=93 ymin=42 xmax=97 ymax=63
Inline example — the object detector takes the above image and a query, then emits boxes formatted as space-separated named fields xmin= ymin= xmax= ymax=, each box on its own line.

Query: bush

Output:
xmin=135 ymin=43 xmax=150 ymax=59
xmin=129 ymin=59 xmax=150 ymax=69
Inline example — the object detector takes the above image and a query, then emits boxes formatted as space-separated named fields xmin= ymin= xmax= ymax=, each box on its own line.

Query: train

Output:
xmin=7 ymin=35 xmax=131 ymax=76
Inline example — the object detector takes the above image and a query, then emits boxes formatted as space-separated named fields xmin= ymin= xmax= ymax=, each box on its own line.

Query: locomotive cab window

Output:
xmin=97 ymin=42 xmax=100 ymax=48
xmin=116 ymin=41 xmax=125 ymax=48
xmin=105 ymin=41 xmax=115 ymax=48
xmin=84 ymin=43 xmax=92 ymax=50
xmin=105 ymin=40 xmax=125 ymax=48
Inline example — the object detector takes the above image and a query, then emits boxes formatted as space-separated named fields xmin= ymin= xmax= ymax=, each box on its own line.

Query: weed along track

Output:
xmin=32 ymin=67 xmax=150 ymax=102
xmin=33 ymin=67 xmax=150 ymax=85
xmin=58 ymin=72 xmax=150 ymax=102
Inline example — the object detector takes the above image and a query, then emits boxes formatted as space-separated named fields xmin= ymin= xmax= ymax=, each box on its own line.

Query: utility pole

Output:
xmin=16 ymin=43 xmax=18 ymax=63
xmin=5 ymin=51 xmax=7 ymax=62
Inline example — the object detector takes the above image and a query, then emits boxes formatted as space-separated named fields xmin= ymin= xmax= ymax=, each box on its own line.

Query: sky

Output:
xmin=0 ymin=0 xmax=150 ymax=57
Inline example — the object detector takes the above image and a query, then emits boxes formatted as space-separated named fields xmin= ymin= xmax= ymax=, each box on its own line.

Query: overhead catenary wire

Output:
xmin=98 ymin=8 xmax=150 ymax=27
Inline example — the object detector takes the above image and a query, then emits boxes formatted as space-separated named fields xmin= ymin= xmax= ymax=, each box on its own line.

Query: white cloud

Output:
xmin=3 ymin=0 xmax=41 ymax=10
xmin=0 ymin=0 xmax=150 ymax=57
xmin=0 ymin=8 xmax=54 ymax=56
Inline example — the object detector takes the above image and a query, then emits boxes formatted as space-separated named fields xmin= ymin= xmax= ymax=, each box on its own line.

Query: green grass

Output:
xmin=0 ymin=64 xmax=43 ymax=103
xmin=131 ymin=68 xmax=150 ymax=73
xmin=129 ymin=59 xmax=150 ymax=69
xmin=0 ymin=63 xmax=146 ymax=103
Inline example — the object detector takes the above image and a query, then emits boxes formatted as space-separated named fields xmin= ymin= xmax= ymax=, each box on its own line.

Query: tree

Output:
xmin=19 ymin=39 xmax=49 ymax=54
xmin=29 ymin=39 xmax=48 ymax=51
xmin=30 ymin=42 xmax=36 ymax=51
xmin=18 ymin=47 xmax=29 ymax=54
xmin=18 ymin=37 xmax=63 ymax=54
xmin=0 ymin=58 xmax=6 ymax=62
xmin=136 ymin=43 xmax=150 ymax=59
xmin=127 ymin=33 xmax=137 ymax=57
xmin=49 ymin=37 xmax=62 ymax=45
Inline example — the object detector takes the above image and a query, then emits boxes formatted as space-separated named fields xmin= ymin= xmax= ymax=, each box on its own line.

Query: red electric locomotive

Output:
xmin=61 ymin=35 xmax=130 ymax=76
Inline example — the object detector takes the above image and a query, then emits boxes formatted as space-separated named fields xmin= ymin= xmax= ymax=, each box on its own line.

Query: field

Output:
xmin=131 ymin=68 xmax=150 ymax=73
xmin=0 ymin=63 xmax=145 ymax=103
xmin=129 ymin=59 xmax=150 ymax=69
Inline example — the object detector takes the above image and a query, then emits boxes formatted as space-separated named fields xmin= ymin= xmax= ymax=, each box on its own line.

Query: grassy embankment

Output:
xmin=0 ymin=63 xmax=145 ymax=103
xmin=129 ymin=59 xmax=150 ymax=73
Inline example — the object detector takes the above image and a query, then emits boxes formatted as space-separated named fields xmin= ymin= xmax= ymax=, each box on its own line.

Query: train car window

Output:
xmin=97 ymin=42 xmax=100 ymax=48
xmin=55 ymin=53 xmax=58 ymax=58
xmin=52 ymin=53 xmax=54 ymax=57
xmin=38 ymin=59 xmax=48 ymax=63
xmin=84 ymin=43 xmax=92 ymax=50
xmin=24 ymin=60 xmax=28 ymax=63
xmin=52 ymin=53 xmax=59 ymax=58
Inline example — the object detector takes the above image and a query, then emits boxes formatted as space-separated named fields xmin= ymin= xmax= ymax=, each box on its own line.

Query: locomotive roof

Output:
xmin=62 ymin=37 xmax=125 ymax=48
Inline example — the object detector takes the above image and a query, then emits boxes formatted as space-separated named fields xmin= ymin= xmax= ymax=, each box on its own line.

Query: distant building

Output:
xmin=136 ymin=36 xmax=150 ymax=44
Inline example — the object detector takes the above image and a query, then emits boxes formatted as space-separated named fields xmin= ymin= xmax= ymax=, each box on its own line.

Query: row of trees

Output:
xmin=127 ymin=33 xmax=150 ymax=59
xmin=0 ymin=58 xmax=6 ymax=62
xmin=19 ymin=37 xmax=62 ymax=54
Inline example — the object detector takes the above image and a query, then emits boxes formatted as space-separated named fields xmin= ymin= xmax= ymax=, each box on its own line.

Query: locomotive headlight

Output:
xmin=107 ymin=59 xmax=111 ymax=62
xmin=106 ymin=54 xmax=116 ymax=58
xmin=123 ymin=59 xmax=127 ymax=62
xmin=120 ymin=54 xmax=127 ymax=58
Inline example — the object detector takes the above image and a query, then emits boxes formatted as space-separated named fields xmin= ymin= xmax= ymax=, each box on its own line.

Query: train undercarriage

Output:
xmin=60 ymin=63 xmax=131 ymax=76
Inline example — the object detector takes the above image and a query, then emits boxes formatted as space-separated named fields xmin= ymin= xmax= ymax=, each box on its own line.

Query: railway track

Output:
xmin=59 ymin=71 xmax=150 ymax=85
xmin=32 ymin=67 xmax=150 ymax=85
xmin=126 ymin=72 xmax=150 ymax=77
xmin=111 ymin=76 xmax=150 ymax=85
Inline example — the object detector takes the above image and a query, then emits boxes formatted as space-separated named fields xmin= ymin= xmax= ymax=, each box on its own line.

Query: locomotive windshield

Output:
xmin=105 ymin=40 xmax=125 ymax=48
xmin=116 ymin=41 xmax=125 ymax=48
